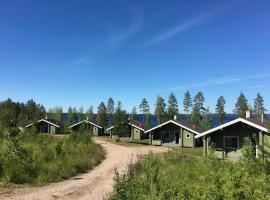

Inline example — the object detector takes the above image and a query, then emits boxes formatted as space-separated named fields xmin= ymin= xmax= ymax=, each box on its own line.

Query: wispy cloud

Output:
xmin=142 ymin=3 xmax=232 ymax=47
xmin=69 ymin=56 xmax=88 ymax=66
xmin=248 ymin=84 xmax=269 ymax=89
xmin=88 ymin=1 xmax=143 ymax=49
xmin=167 ymin=73 xmax=270 ymax=91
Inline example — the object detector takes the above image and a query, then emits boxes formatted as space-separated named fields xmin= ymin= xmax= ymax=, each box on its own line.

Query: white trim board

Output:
xmin=106 ymin=126 xmax=115 ymax=131
xmin=195 ymin=118 xmax=269 ymax=139
xmin=69 ymin=120 xmax=102 ymax=129
xmin=25 ymin=119 xmax=60 ymax=128
xmin=128 ymin=123 xmax=146 ymax=132
xmin=145 ymin=120 xmax=200 ymax=135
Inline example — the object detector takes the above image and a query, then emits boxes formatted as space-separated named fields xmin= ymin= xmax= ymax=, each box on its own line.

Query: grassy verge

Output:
xmin=0 ymin=131 xmax=105 ymax=186
xmin=110 ymin=151 xmax=270 ymax=200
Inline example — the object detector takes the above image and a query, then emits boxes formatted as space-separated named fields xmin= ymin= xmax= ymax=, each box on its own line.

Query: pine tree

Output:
xmin=234 ymin=92 xmax=249 ymax=118
xmin=167 ymin=93 xmax=178 ymax=120
xmin=193 ymin=91 xmax=205 ymax=114
xmin=183 ymin=91 xmax=192 ymax=120
xmin=49 ymin=106 xmax=63 ymax=122
xmin=155 ymin=96 xmax=167 ymax=124
xmin=139 ymin=98 xmax=150 ymax=125
xmin=107 ymin=97 xmax=115 ymax=126
xmin=86 ymin=106 xmax=94 ymax=121
xmin=191 ymin=92 xmax=205 ymax=125
xmin=191 ymin=107 xmax=200 ymax=126
xmin=18 ymin=104 xmax=29 ymax=126
xmin=67 ymin=106 xmax=75 ymax=124
xmin=107 ymin=97 xmax=115 ymax=114
xmin=78 ymin=106 xmax=84 ymax=121
xmin=96 ymin=102 xmax=108 ymax=127
xmin=254 ymin=93 xmax=267 ymax=115
xmin=112 ymin=101 xmax=128 ymax=137
xmin=201 ymin=107 xmax=212 ymax=131
xmin=130 ymin=106 xmax=137 ymax=121
xmin=72 ymin=107 xmax=78 ymax=122
xmin=215 ymin=96 xmax=226 ymax=125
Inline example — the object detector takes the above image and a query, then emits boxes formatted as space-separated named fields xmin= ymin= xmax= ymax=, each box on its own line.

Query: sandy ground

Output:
xmin=0 ymin=139 xmax=168 ymax=200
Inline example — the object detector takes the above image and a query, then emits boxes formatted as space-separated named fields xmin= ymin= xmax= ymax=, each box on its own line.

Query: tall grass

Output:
xmin=110 ymin=151 xmax=270 ymax=200
xmin=0 ymin=130 xmax=105 ymax=185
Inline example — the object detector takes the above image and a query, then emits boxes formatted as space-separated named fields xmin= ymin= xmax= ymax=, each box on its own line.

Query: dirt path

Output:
xmin=1 ymin=139 xmax=168 ymax=200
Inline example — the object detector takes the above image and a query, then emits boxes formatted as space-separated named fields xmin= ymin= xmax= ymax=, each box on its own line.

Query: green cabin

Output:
xmin=196 ymin=114 xmax=270 ymax=160
xmin=69 ymin=119 xmax=103 ymax=136
xmin=25 ymin=118 xmax=63 ymax=134
xmin=145 ymin=119 xmax=202 ymax=147
xmin=107 ymin=119 xmax=149 ymax=140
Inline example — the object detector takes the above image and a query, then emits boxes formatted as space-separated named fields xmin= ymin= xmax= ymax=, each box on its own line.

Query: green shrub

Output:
xmin=0 ymin=130 xmax=105 ymax=185
xmin=110 ymin=151 xmax=270 ymax=200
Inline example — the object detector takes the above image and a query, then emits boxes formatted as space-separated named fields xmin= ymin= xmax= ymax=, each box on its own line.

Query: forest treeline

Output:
xmin=0 ymin=91 xmax=267 ymax=131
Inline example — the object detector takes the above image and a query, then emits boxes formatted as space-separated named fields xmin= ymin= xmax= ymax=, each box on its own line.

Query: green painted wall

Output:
xmin=182 ymin=130 xmax=194 ymax=147
xmin=151 ymin=122 xmax=196 ymax=147
xmin=205 ymin=122 xmax=269 ymax=159
xmin=131 ymin=127 xmax=141 ymax=140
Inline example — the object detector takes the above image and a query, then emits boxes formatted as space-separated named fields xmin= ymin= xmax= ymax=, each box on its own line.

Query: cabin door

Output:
xmin=175 ymin=131 xmax=179 ymax=144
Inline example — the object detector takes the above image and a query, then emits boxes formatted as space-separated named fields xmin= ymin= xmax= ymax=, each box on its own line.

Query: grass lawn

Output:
xmin=177 ymin=147 xmax=203 ymax=157
xmin=0 ymin=132 xmax=105 ymax=186
xmin=110 ymin=151 xmax=270 ymax=200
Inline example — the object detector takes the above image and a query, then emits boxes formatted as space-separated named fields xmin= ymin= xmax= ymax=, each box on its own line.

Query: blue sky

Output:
xmin=0 ymin=0 xmax=270 ymax=113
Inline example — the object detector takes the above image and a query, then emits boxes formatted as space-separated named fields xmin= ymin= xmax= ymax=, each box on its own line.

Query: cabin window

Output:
xmin=186 ymin=134 xmax=191 ymax=138
xmin=162 ymin=131 xmax=170 ymax=139
xmin=224 ymin=136 xmax=239 ymax=149
xmin=135 ymin=130 xmax=140 ymax=134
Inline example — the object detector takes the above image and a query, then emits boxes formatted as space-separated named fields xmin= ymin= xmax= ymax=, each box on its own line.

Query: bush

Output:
xmin=0 ymin=130 xmax=105 ymax=185
xmin=110 ymin=151 xmax=270 ymax=200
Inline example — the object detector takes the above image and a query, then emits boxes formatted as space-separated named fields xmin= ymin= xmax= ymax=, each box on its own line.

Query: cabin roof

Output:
xmin=145 ymin=119 xmax=202 ymax=135
xmin=195 ymin=117 xmax=270 ymax=139
xmin=69 ymin=120 xmax=103 ymax=129
xmin=128 ymin=119 xmax=151 ymax=132
xmin=25 ymin=118 xmax=62 ymax=128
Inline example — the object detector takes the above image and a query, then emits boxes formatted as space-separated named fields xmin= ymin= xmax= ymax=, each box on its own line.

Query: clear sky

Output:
xmin=0 ymin=0 xmax=270 ymax=113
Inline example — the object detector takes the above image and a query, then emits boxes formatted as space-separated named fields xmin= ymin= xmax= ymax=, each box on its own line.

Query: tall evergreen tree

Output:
xmin=67 ymin=106 xmax=75 ymax=124
xmin=155 ymin=96 xmax=167 ymax=124
xmin=215 ymin=96 xmax=226 ymax=125
xmin=96 ymin=102 xmax=108 ymax=127
xmin=193 ymin=92 xmax=205 ymax=114
xmin=191 ymin=107 xmax=200 ymax=126
xmin=139 ymin=98 xmax=150 ymax=125
xmin=25 ymin=99 xmax=46 ymax=121
xmin=130 ymin=106 xmax=137 ymax=121
xmin=201 ymin=107 xmax=212 ymax=131
xmin=107 ymin=97 xmax=115 ymax=115
xmin=183 ymin=91 xmax=192 ymax=120
xmin=167 ymin=93 xmax=178 ymax=119
xmin=107 ymin=97 xmax=115 ymax=126
xmin=0 ymin=98 xmax=21 ymax=127
xmin=112 ymin=101 xmax=128 ymax=137
xmin=86 ymin=106 xmax=94 ymax=121
xmin=72 ymin=107 xmax=78 ymax=122
xmin=18 ymin=104 xmax=29 ymax=126
xmin=191 ymin=92 xmax=205 ymax=125
xmin=254 ymin=93 xmax=267 ymax=115
xmin=54 ymin=106 xmax=63 ymax=122
xmin=234 ymin=92 xmax=249 ymax=118
xmin=78 ymin=106 xmax=84 ymax=121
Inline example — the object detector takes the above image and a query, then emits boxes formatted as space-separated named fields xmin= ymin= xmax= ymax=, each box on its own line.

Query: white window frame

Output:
xmin=224 ymin=136 xmax=240 ymax=149
xmin=161 ymin=131 xmax=170 ymax=139
xmin=185 ymin=133 xmax=191 ymax=138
